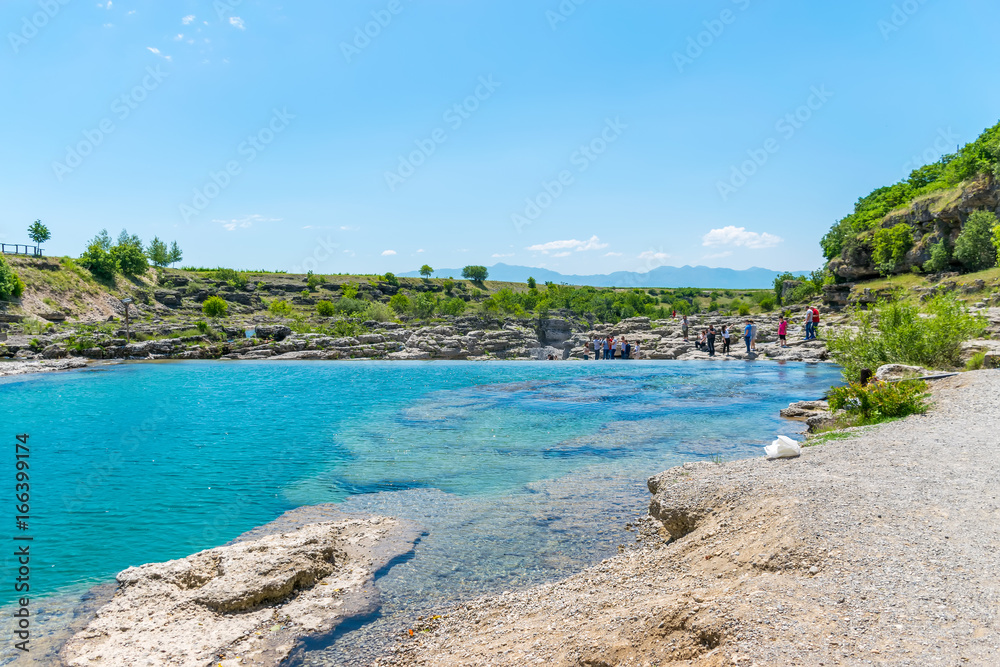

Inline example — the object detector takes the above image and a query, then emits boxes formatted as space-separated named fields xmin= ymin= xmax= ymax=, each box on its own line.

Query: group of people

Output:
xmin=684 ymin=307 xmax=821 ymax=357
xmin=590 ymin=336 xmax=640 ymax=360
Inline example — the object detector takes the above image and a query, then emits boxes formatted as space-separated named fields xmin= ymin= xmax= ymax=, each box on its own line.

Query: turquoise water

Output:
xmin=0 ymin=359 xmax=840 ymax=663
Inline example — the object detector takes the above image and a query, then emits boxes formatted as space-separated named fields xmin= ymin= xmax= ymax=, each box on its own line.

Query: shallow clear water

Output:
xmin=0 ymin=359 xmax=840 ymax=664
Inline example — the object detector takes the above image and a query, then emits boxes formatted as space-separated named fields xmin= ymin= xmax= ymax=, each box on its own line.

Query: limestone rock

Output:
xmin=874 ymin=364 xmax=927 ymax=382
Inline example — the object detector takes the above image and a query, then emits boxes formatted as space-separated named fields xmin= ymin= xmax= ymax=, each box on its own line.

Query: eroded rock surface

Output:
xmin=62 ymin=513 xmax=419 ymax=667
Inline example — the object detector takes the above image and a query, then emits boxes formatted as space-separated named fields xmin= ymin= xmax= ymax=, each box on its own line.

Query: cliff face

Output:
xmin=827 ymin=176 xmax=1000 ymax=281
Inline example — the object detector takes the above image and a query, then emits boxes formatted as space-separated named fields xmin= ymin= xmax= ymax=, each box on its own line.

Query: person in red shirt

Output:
xmin=778 ymin=317 xmax=788 ymax=347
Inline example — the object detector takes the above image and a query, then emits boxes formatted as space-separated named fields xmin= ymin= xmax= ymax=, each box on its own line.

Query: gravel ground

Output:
xmin=0 ymin=358 xmax=88 ymax=378
xmin=378 ymin=370 xmax=1000 ymax=666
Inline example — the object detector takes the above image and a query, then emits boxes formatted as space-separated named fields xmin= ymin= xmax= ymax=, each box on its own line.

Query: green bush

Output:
xmin=442 ymin=279 xmax=455 ymax=294
xmin=0 ymin=257 xmax=25 ymax=300
xmin=194 ymin=321 xmax=210 ymax=334
xmin=202 ymin=296 xmax=228 ymax=318
xmin=388 ymin=293 xmax=411 ymax=314
xmin=965 ymin=351 xmax=987 ymax=371
xmin=79 ymin=230 xmax=117 ymax=280
xmin=361 ymin=301 xmax=395 ymax=322
xmin=872 ymin=223 xmax=913 ymax=276
xmin=215 ymin=268 xmax=247 ymax=289
xmin=827 ymin=293 xmax=987 ymax=382
xmin=341 ymin=283 xmax=359 ymax=299
xmin=306 ymin=271 xmax=324 ymax=290
xmin=737 ymin=302 xmax=751 ymax=316
xmin=269 ymin=299 xmax=293 ymax=316
xmin=316 ymin=300 xmax=336 ymax=317
xmin=461 ymin=265 xmax=489 ymax=282
xmin=758 ymin=295 xmax=776 ymax=312
xmin=330 ymin=319 xmax=364 ymax=338
xmin=410 ymin=292 xmax=437 ymax=318
xmin=334 ymin=297 xmax=366 ymax=315
xmin=923 ymin=239 xmax=951 ymax=273
xmin=993 ymin=223 xmax=1000 ymax=264
xmin=828 ymin=380 xmax=929 ymax=424
xmin=527 ymin=277 xmax=537 ymax=289
xmin=382 ymin=272 xmax=400 ymax=287
xmin=439 ymin=297 xmax=466 ymax=316
xmin=954 ymin=211 xmax=999 ymax=272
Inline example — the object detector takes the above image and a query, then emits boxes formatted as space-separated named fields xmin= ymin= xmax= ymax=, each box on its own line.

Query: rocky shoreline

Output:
xmin=59 ymin=507 xmax=420 ymax=667
xmin=374 ymin=371 xmax=1000 ymax=666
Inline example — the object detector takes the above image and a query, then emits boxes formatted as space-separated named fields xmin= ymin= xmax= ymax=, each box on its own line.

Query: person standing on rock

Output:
xmin=778 ymin=317 xmax=788 ymax=347
xmin=604 ymin=336 xmax=612 ymax=360
xmin=707 ymin=325 xmax=716 ymax=357
xmin=811 ymin=306 xmax=821 ymax=339
xmin=615 ymin=338 xmax=623 ymax=359
xmin=743 ymin=320 xmax=752 ymax=354
xmin=633 ymin=341 xmax=641 ymax=359
xmin=750 ymin=320 xmax=758 ymax=351
xmin=804 ymin=307 xmax=815 ymax=340
xmin=624 ymin=339 xmax=631 ymax=360
xmin=681 ymin=316 xmax=689 ymax=341
xmin=593 ymin=337 xmax=601 ymax=360
xmin=722 ymin=325 xmax=731 ymax=355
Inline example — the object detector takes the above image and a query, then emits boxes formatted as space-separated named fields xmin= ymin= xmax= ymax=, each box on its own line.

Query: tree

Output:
xmin=79 ymin=230 xmax=117 ymax=280
xmin=527 ymin=276 xmax=537 ymax=289
xmin=168 ymin=241 xmax=183 ymax=267
xmin=955 ymin=211 xmax=999 ymax=272
xmin=993 ymin=223 xmax=1000 ymax=266
xmin=0 ymin=256 xmax=25 ymax=300
xmin=27 ymin=220 xmax=50 ymax=247
xmin=923 ymin=239 xmax=951 ymax=273
xmin=202 ymin=296 xmax=228 ymax=318
xmin=462 ymin=265 xmax=488 ymax=282
xmin=146 ymin=236 xmax=171 ymax=268
xmin=419 ymin=264 xmax=434 ymax=278
xmin=872 ymin=224 xmax=913 ymax=276
xmin=111 ymin=231 xmax=149 ymax=276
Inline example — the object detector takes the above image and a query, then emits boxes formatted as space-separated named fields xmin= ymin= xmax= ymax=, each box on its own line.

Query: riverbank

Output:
xmin=379 ymin=370 xmax=1000 ymax=666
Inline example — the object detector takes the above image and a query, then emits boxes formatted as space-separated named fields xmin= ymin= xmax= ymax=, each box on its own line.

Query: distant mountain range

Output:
xmin=400 ymin=263 xmax=809 ymax=290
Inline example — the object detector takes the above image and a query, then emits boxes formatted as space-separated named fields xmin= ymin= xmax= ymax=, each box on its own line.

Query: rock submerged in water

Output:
xmin=61 ymin=514 xmax=419 ymax=667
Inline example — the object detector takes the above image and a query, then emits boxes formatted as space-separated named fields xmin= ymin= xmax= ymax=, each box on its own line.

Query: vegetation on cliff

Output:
xmin=822 ymin=120 xmax=1000 ymax=278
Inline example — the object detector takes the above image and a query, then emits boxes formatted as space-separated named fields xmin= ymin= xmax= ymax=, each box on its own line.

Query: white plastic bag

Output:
xmin=765 ymin=435 xmax=801 ymax=459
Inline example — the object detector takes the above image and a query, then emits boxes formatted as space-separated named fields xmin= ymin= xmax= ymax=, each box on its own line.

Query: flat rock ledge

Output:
xmin=61 ymin=514 xmax=419 ymax=667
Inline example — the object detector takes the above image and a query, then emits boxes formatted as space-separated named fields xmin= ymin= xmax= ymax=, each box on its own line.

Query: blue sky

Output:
xmin=2 ymin=0 xmax=998 ymax=276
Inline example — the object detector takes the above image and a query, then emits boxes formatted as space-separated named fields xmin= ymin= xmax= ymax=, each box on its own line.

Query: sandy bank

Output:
xmin=379 ymin=371 xmax=1000 ymax=666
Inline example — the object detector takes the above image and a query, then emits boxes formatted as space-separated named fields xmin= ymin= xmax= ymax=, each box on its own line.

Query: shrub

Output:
xmin=334 ymin=297 xmax=366 ymax=315
xmin=361 ymin=301 xmax=395 ymax=322
xmin=758 ymin=295 xmax=776 ymax=312
xmin=439 ymin=297 xmax=466 ymax=316
xmin=993 ymin=223 xmax=1000 ymax=265
xmin=965 ymin=351 xmax=987 ymax=371
xmin=215 ymin=268 xmax=247 ymax=289
xmin=382 ymin=272 xmax=400 ymax=287
xmin=341 ymin=283 xmax=359 ymax=299
xmin=330 ymin=319 xmax=364 ymax=338
xmin=828 ymin=380 xmax=928 ymax=424
xmin=527 ymin=277 xmax=537 ymax=289
xmin=442 ymin=279 xmax=455 ymax=294
xmin=872 ymin=223 xmax=913 ymax=276
xmin=922 ymin=238 xmax=949 ymax=273
xmin=316 ymin=300 xmax=336 ymax=317
xmin=827 ymin=293 xmax=987 ymax=382
xmin=955 ymin=211 xmax=999 ymax=272
xmin=80 ymin=230 xmax=117 ymax=279
xmin=194 ymin=321 xmax=210 ymax=334
xmin=269 ymin=299 xmax=293 ymax=316
xmin=0 ymin=257 xmax=25 ymax=300
xmin=306 ymin=271 xmax=324 ymax=290
xmin=388 ymin=293 xmax=411 ymax=314
xmin=738 ymin=302 xmax=751 ymax=316
xmin=410 ymin=292 xmax=437 ymax=318
xmin=202 ymin=296 xmax=228 ymax=318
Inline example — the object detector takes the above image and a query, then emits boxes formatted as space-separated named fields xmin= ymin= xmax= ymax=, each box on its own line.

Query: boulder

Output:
xmin=874 ymin=364 xmax=927 ymax=382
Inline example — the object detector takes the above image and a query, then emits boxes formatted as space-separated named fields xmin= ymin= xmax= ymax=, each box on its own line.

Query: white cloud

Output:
xmin=174 ymin=34 xmax=184 ymax=40
xmin=381 ymin=250 xmax=397 ymax=256
xmin=526 ymin=235 xmax=608 ymax=254
xmin=416 ymin=249 xmax=425 ymax=253
xmin=701 ymin=226 xmax=783 ymax=249
xmin=214 ymin=214 xmax=280 ymax=232
xmin=604 ymin=251 xmax=623 ymax=257
xmin=638 ymin=251 xmax=670 ymax=262
xmin=182 ymin=15 xmax=195 ymax=25
xmin=551 ymin=251 xmax=572 ymax=258
xmin=491 ymin=253 xmax=514 ymax=258
xmin=229 ymin=16 xmax=246 ymax=30
xmin=146 ymin=46 xmax=172 ymax=61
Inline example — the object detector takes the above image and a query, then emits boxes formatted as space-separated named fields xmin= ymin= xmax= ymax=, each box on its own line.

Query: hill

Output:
xmin=400 ymin=263 xmax=808 ymax=289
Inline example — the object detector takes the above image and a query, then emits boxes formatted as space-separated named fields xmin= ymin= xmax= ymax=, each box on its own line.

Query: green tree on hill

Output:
xmin=27 ymin=220 xmax=50 ymax=247
xmin=462 ymin=265 xmax=488 ymax=282
xmin=0 ymin=256 xmax=25 ymax=300
xmin=146 ymin=237 xmax=171 ymax=268
xmin=168 ymin=241 xmax=183 ymax=267
xmin=419 ymin=264 xmax=434 ymax=278
xmin=527 ymin=276 xmax=537 ymax=289
xmin=79 ymin=230 xmax=117 ymax=280
xmin=923 ymin=239 xmax=951 ymax=273
xmin=954 ymin=211 xmax=999 ymax=272
xmin=111 ymin=230 xmax=148 ymax=276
